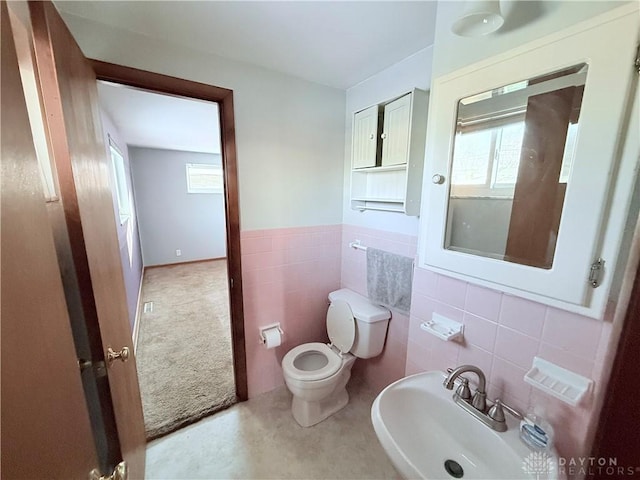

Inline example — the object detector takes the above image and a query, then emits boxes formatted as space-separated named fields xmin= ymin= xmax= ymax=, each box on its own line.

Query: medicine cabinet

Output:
xmin=350 ymin=88 xmax=428 ymax=215
xmin=418 ymin=5 xmax=639 ymax=318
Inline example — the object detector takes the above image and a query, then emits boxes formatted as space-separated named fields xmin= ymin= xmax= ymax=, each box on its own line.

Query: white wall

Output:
xmin=340 ymin=2 xmax=627 ymax=238
xmin=433 ymin=1 xmax=628 ymax=78
xmin=59 ymin=12 xmax=346 ymax=232
xmin=419 ymin=0 xmax=639 ymax=461
xmin=342 ymin=47 xmax=434 ymax=236
xmin=130 ymin=147 xmax=227 ymax=266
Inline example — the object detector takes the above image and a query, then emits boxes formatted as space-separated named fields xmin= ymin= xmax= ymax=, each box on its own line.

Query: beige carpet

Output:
xmin=136 ymin=259 xmax=237 ymax=440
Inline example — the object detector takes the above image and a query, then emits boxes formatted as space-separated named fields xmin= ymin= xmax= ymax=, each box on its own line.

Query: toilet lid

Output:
xmin=326 ymin=300 xmax=355 ymax=354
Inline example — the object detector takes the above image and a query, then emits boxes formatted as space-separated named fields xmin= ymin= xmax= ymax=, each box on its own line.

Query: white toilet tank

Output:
xmin=328 ymin=289 xmax=391 ymax=359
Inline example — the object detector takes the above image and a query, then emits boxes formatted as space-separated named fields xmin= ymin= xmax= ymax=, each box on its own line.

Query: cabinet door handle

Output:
xmin=432 ymin=174 xmax=446 ymax=185
xmin=381 ymin=133 xmax=387 ymax=139
xmin=369 ymin=133 xmax=375 ymax=140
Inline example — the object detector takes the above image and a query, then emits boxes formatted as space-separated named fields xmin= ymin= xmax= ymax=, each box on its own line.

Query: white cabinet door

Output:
xmin=381 ymin=93 xmax=411 ymax=166
xmin=352 ymin=104 xmax=379 ymax=169
xmin=418 ymin=5 xmax=638 ymax=318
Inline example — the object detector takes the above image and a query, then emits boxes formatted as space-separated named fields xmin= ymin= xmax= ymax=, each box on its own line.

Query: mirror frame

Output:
xmin=445 ymin=64 xmax=587 ymax=269
xmin=418 ymin=4 xmax=639 ymax=319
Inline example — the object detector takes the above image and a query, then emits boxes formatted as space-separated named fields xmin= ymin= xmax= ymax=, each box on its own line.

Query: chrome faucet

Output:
xmin=443 ymin=365 xmax=523 ymax=433
xmin=444 ymin=364 xmax=487 ymax=412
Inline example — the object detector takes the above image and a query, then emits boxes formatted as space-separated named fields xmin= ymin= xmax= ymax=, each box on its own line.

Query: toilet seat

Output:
xmin=282 ymin=343 xmax=343 ymax=381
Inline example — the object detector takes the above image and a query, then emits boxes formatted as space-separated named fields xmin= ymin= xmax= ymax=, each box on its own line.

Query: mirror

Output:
xmin=445 ymin=64 xmax=587 ymax=269
xmin=420 ymin=7 xmax=637 ymax=316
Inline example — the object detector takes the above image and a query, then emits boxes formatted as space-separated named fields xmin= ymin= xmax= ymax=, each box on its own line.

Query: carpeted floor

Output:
xmin=136 ymin=259 xmax=237 ymax=440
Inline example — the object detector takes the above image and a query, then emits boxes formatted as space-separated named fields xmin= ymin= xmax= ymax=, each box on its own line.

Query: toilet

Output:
xmin=281 ymin=288 xmax=391 ymax=427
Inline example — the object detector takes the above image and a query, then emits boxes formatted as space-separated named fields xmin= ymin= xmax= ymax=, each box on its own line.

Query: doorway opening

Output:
xmin=93 ymin=65 xmax=247 ymax=439
xmin=137 ymin=259 xmax=235 ymax=439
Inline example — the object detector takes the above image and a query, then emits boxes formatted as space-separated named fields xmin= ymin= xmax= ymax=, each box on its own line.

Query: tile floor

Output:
xmin=145 ymin=379 xmax=399 ymax=479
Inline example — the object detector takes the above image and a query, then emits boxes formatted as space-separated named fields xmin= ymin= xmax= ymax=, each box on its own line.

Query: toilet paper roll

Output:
xmin=262 ymin=327 xmax=282 ymax=349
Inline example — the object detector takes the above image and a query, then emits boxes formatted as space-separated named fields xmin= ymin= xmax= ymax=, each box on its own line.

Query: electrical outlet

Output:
xmin=176 ymin=249 xmax=182 ymax=257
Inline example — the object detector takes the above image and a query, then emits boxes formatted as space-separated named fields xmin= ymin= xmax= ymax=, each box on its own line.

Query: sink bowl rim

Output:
xmin=371 ymin=370 xmax=560 ymax=480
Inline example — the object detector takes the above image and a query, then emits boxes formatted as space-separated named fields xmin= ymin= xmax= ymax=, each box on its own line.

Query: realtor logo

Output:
xmin=522 ymin=451 xmax=556 ymax=479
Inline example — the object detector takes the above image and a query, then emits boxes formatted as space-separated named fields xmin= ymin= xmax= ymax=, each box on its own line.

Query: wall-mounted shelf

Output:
xmin=354 ymin=165 xmax=408 ymax=173
xmin=351 ymin=197 xmax=404 ymax=203
xmin=524 ymin=357 xmax=593 ymax=406
xmin=350 ymin=89 xmax=428 ymax=216
xmin=420 ymin=313 xmax=464 ymax=342
xmin=352 ymin=202 xmax=406 ymax=213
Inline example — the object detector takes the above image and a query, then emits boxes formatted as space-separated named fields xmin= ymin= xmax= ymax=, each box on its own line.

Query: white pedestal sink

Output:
xmin=371 ymin=371 xmax=561 ymax=480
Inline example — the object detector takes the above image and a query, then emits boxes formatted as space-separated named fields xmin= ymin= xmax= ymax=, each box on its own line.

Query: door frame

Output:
xmin=589 ymin=258 xmax=640 ymax=468
xmin=91 ymin=60 xmax=248 ymax=401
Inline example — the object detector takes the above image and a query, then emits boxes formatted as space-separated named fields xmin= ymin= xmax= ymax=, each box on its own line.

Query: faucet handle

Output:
xmin=488 ymin=399 xmax=524 ymax=422
xmin=487 ymin=399 xmax=506 ymax=422
xmin=455 ymin=377 xmax=472 ymax=402
xmin=499 ymin=400 xmax=524 ymax=420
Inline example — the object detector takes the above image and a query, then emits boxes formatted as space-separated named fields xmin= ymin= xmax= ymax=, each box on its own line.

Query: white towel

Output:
xmin=366 ymin=247 xmax=413 ymax=314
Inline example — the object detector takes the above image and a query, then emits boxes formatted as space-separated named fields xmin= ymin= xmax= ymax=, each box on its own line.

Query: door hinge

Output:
xmin=230 ymin=277 xmax=234 ymax=289
xmin=89 ymin=461 xmax=127 ymax=480
xmin=635 ymin=44 xmax=640 ymax=74
xmin=589 ymin=258 xmax=604 ymax=288
xmin=78 ymin=358 xmax=108 ymax=378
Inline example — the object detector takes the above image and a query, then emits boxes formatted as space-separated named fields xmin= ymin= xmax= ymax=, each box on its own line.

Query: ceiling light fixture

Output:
xmin=451 ymin=0 xmax=505 ymax=37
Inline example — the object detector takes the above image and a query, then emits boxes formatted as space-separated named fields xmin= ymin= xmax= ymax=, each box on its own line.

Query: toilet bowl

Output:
xmin=281 ymin=288 xmax=390 ymax=427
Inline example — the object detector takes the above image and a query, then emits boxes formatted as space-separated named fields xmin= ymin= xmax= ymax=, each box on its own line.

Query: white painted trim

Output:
xmin=132 ymin=266 xmax=145 ymax=354
xmin=418 ymin=5 xmax=640 ymax=318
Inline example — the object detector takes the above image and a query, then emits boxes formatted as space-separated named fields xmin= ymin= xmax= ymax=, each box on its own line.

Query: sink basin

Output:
xmin=371 ymin=371 xmax=559 ymax=480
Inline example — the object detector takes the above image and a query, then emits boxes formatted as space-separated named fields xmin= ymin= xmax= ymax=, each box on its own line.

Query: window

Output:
xmin=451 ymin=121 xmax=525 ymax=197
xmin=186 ymin=163 xmax=223 ymax=194
xmin=559 ymin=123 xmax=578 ymax=183
xmin=451 ymin=120 xmax=577 ymax=198
xmin=109 ymin=139 xmax=131 ymax=224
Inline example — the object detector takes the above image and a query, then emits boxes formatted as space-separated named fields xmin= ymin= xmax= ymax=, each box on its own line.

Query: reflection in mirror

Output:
xmin=445 ymin=64 xmax=587 ymax=269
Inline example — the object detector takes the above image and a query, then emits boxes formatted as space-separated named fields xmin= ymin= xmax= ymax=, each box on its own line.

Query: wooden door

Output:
xmin=1 ymin=3 xmax=99 ymax=477
xmin=381 ymin=93 xmax=411 ymax=166
xmin=28 ymin=2 xmax=146 ymax=476
xmin=352 ymin=104 xmax=380 ymax=169
xmin=589 ymin=260 xmax=640 ymax=470
xmin=505 ymin=87 xmax=580 ymax=268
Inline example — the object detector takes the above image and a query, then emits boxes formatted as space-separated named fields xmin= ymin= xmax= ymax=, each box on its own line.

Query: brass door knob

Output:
xmin=106 ymin=346 xmax=130 ymax=366
xmin=90 ymin=460 xmax=127 ymax=480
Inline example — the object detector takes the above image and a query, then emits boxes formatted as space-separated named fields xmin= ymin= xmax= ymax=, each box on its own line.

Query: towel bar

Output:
xmin=349 ymin=240 xmax=367 ymax=251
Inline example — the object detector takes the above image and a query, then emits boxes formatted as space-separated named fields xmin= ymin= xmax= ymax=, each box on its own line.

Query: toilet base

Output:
xmin=291 ymin=388 xmax=349 ymax=427
xmin=284 ymin=350 xmax=356 ymax=427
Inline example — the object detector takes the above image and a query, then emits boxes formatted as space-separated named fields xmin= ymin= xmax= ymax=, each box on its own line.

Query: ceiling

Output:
xmin=55 ymin=1 xmax=438 ymax=90
xmin=78 ymin=2 xmax=439 ymax=154
xmin=97 ymin=81 xmax=221 ymax=154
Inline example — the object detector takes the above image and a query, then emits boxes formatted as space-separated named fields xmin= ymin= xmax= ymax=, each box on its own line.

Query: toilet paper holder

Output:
xmin=259 ymin=323 xmax=284 ymax=344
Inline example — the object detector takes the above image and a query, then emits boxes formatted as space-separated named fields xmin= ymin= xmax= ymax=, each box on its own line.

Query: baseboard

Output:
xmin=132 ymin=266 xmax=145 ymax=354
xmin=145 ymin=257 xmax=226 ymax=269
